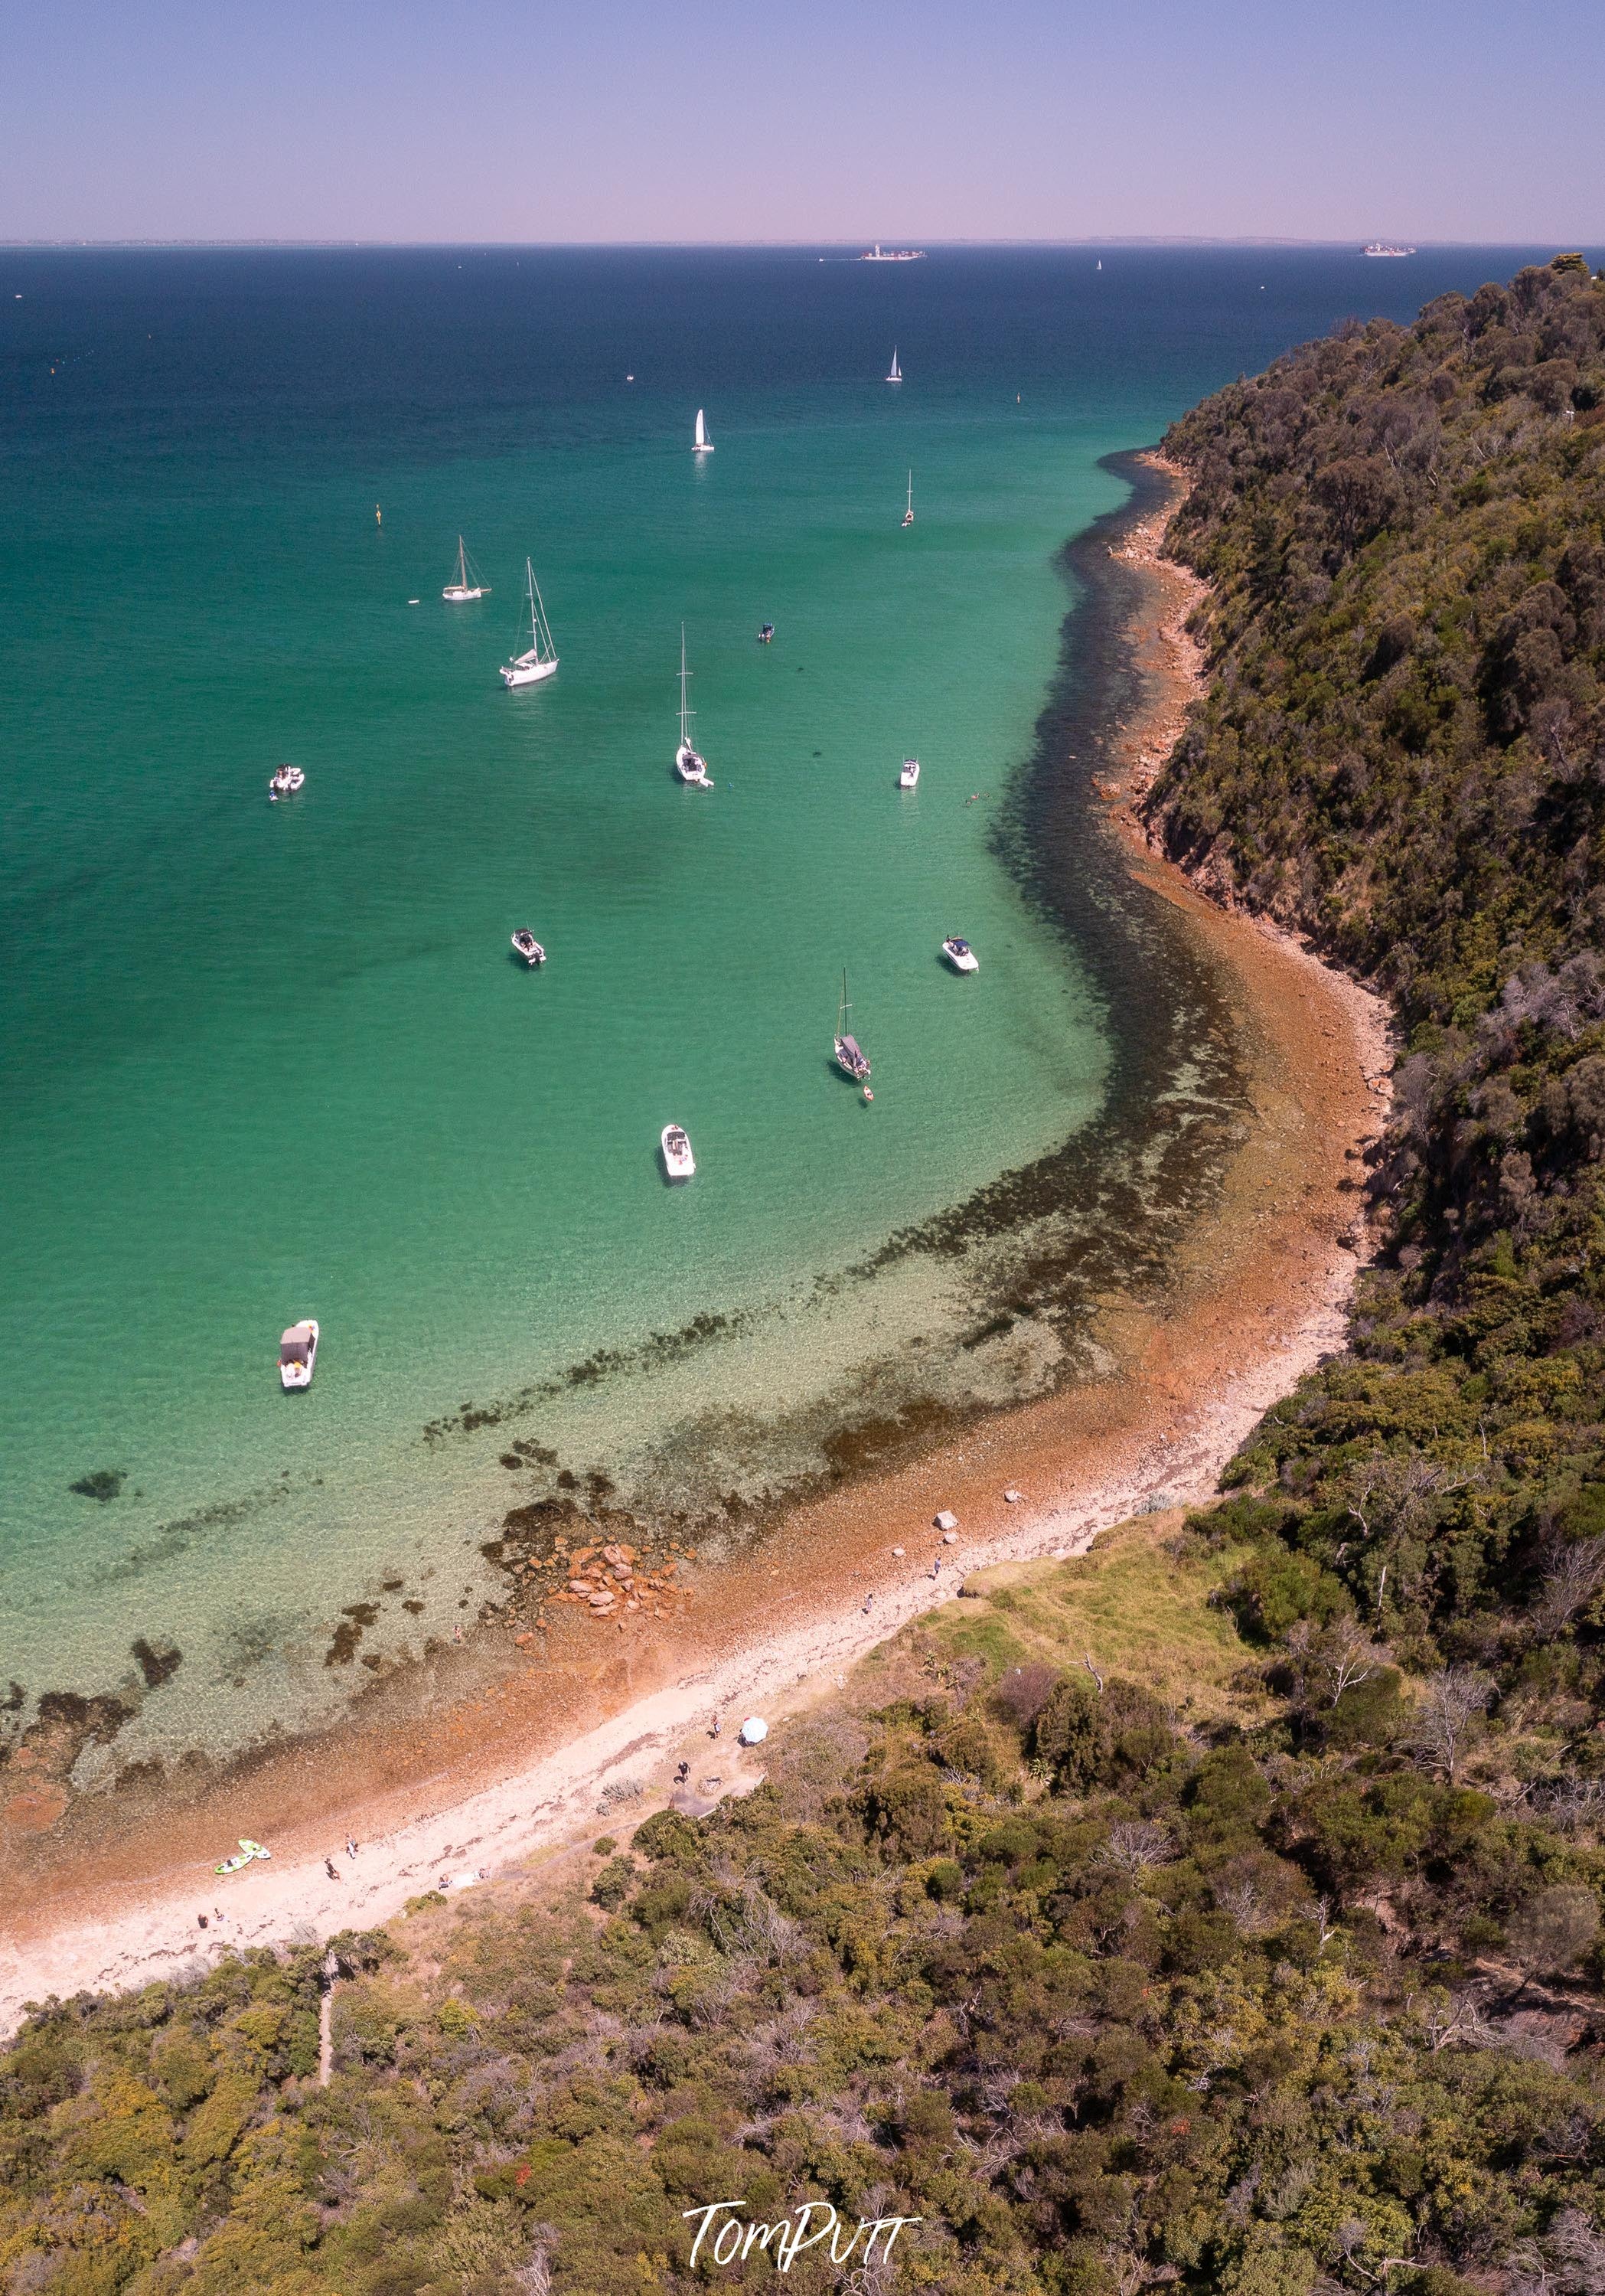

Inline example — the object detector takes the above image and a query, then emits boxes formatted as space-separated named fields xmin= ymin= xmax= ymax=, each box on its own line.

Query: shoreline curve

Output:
xmin=0 ymin=452 xmax=1395 ymax=2035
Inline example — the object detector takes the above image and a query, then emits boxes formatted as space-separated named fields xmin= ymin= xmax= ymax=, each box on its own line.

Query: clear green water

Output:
xmin=0 ymin=245 xmax=1543 ymax=1777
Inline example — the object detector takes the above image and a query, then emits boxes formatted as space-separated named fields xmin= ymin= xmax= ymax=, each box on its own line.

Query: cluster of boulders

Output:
xmin=539 ymin=1539 xmax=693 ymax=1631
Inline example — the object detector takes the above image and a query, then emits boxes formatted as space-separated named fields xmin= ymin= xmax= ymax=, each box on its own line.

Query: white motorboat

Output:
xmin=674 ymin=627 xmax=713 ymax=786
xmin=899 ymin=757 xmax=920 ymax=789
xmin=268 ymin=763 xmax=305 ymax=801
xmin=942 ymin=936 xmax=980 ymax=974
xmin=693 ymin=407 xmax=715 ymax=455
xmin=279 ymin=1318 xmax=319 ymax=1392
xmin=902 ymin=471 xmax=914 ymax=527
xmin=861 ymin=244 xmax=925 ymax=263
xmin=661 ymin=1123 xmax=696 ymax=1181
xmin=511 ymin=930 xmax=546 ymax=966
xmin=442 ymin=535 xmax=489 ymax=603
xmin=886 ymin=346 xmax=902 ymax=383
xmin=833 ymin=970 xmax=871 ymax=1083
xmin=501 ymin=557 xmax=559 ymax=687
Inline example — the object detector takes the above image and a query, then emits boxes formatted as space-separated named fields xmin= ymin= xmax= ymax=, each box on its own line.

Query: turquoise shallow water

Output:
xmin=0 ymin=244 xmax=1568 ymax=1777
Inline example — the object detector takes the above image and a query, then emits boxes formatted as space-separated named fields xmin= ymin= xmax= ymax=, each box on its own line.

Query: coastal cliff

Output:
xmin=7 ymin=263 xmax=1605 ymax=2296
xmin=1149 ymin=254 xmax=1605 ymax=1704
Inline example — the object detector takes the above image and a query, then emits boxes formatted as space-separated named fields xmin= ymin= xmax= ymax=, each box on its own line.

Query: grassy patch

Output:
xmin=912 ymin=1510 xmax=1260 ymax=1718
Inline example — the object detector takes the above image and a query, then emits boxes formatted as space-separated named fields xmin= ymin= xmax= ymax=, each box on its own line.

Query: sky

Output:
xmin=2 ymin=0 xmax=1601 ymax=246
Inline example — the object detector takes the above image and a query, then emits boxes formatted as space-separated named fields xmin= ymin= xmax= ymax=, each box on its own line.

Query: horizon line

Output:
xmin=2 ymin=234 xmax=1600 ymax=253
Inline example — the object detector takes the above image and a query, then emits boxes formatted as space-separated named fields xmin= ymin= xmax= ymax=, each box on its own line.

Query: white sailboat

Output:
xmin=902 ymin=471 xmax=914 ymax=528
xmin=500 ymin=557 xmax=559 ymax=687
xmin=693 ymin=407 xmax=715 ymax=455
xmin=886 ymin=347 xmax=902 ymax=383
xmin=833 ymin=971 xmax=871 ymax=1083
xmin=442 ymin=536 xmax=489 ymax=603
xmin=674 ymin=627 xmax=713 ymax=787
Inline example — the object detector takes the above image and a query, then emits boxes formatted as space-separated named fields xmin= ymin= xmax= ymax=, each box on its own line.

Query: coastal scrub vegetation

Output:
xmin=4 ymin=1516 xmax=1605 ymax=2296
xmin=12 ymin=257 xmax=1605 ymax=2294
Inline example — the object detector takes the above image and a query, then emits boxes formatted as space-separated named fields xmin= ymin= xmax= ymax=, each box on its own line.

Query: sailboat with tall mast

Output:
xmin=901 ymin=472 xmax=914 ymax=528
xmin=886 ymin=346 xmax=902 ymax=383
xmin=674 ymin=627 xmax=713 ymax=787
xmin=833 ymin=971 xmax=871 ymax=1083
xmin=500 ymin=557 xmax=559 ymax=687
xmin=442 ymin=536 xmax=489 ymax=603
xmin=693 ymin=407 xmax=715 ymax=455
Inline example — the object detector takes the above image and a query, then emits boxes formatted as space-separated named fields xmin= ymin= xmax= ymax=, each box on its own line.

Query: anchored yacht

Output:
xmin=501 ymin=557 xmax=559 ymax=687
xmin=511 ymin=930 xmax=546 ymax=966
xmin=268 ymin=763 xmax=305 ymax=801
xmin=833 ymin=971 xmax=871 ymax=1083
xmin=942 ymin=936 xmax=980 ymax=974
xmin=442 ymin=536 xmax=488 ymax=602
xmin=661 ymin=1124 xmax=696 ymax=1181
xmin=899 ymin=757 xmax=920 ymax=789
xmin=674 ymin=628 xmax=713 ymax=786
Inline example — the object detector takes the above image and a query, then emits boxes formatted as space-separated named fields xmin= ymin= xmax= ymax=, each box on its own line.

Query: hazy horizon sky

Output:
xmin=4 ymin=0 xmax=1601 ymax=246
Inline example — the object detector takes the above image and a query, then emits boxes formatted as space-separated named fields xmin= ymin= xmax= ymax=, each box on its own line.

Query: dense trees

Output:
xmin=6 ymin=1611 xmax=1605 ymax=2296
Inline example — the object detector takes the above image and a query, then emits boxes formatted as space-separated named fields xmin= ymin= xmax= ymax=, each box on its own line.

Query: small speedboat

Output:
xmin=279 ymin=1318 xmax=318 ymax=1392
xmin=661 ymin=1123 xmax=696 ymax=1181
xmin=268 ymin=763 xmax=305 ymax=800
xmin=511 ymin=930 xmax=546 ymax=967
xmin=899 ymin=758 xmax=920 ymax=789
xmin=942 ymin=936 xmax=980 ymax=974
xmin=758 ymin=622 xmax=774 ymax=644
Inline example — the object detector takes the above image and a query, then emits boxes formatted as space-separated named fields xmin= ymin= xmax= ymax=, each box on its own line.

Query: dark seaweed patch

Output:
xmin=99 ymin=1482 xmax=291 ymax=1587
xmin=130 ymin=1637 xmax=182 ymax=1690
xmin=70 ymin=1468 xmax=126 ymax=1502
xmin=325 ymin=1603 xmax=380 ymax=1667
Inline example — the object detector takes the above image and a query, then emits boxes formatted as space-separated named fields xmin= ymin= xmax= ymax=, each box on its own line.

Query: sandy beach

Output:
xmin=0 ymin=457 xmax=1394 ymax=2035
